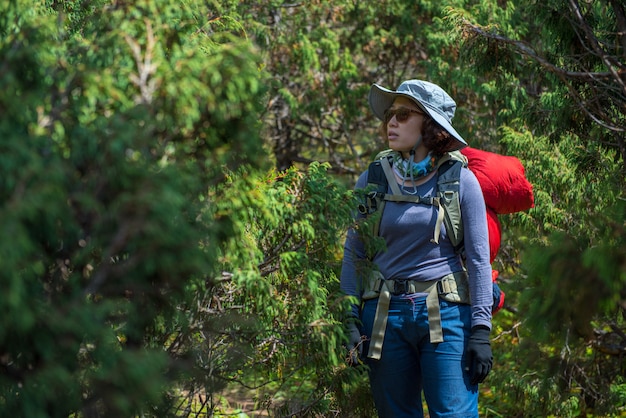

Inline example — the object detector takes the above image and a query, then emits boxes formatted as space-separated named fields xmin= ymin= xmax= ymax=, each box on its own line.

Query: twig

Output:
xmin=124 ymin=18 xmax=159 ymax=104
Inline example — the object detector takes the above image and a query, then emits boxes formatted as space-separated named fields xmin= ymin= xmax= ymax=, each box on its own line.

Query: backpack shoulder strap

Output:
xmin=379 ymin=156 xmax=402 ymax=195
xmin=436 ymin=151 xmax=467 ymax=251
xmin=360 ymin=155 xmax=392 ymax=237
xmin=361 ymin=150 xmax=466 ymax=242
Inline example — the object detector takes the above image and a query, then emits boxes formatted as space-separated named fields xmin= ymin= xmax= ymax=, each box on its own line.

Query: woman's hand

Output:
xmin=466 ymin=326 xmax=493 ymax=384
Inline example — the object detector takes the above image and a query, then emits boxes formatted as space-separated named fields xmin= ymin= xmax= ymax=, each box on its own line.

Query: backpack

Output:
xmin=358 ymin=149 xmax=507 ymax=314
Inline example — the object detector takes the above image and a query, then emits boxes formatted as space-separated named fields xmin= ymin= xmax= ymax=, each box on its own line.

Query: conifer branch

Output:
xmin=463 ymin=23 xmax=615 ymax=81
xmin=124 ymin=19 xmax=159 ymax=105
xmin=462 ymin=21 xmax=626 ymax=134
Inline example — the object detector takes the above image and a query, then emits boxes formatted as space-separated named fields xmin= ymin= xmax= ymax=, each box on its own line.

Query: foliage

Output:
xmin=0 ymin=0 xmax=270 ymax=416
xmin=452 ymin=0 xmax=626 ymax=415
xmin=2 ymin=0 xmax=626 ymax=416
xmin=458 ymin=0 xmax=626 ymax=147
xmin=153 ymin=161 xmax=363 ymax=416
xmin=242 ymin=163 xmax=367 ymax=415
xmin=235 ymin=0 xmax=506 ymax=175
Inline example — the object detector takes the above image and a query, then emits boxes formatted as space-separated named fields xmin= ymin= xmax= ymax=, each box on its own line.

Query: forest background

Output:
xmin=1 ymin=0 xmax=625 ymax=417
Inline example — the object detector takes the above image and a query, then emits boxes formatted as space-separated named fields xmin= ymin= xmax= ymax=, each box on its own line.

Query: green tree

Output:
xmin=238 ymin=0 xmax=626 ymax=415
xmin=1 ymin=1 xmax=362 ymax=416
xmin=450 ymin=0 xmax=626 ymax=415
xmin=4 ymin=0 xmax=626 ymax=416
xmin=0 ymin=0 xmax=275 ymax=416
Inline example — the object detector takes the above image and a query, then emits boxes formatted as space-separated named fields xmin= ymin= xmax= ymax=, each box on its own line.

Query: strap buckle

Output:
xmin=392 ymin=279 xmax=411 ymax=295
xmin=358 ymin=191 xmax=384 ymax=215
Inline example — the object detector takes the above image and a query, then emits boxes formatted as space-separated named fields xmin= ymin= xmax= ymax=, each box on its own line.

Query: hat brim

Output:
xmin=368 ymin=83 xmax=467 ymax=150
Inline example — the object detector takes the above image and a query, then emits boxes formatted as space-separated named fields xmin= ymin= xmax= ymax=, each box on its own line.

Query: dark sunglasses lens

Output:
xmin=384 ymin=108 xmax=411 ymax=123
xmin=383 ymin=109 xmax=393 ymax=123
xmin=395 ymin=109 xmax=410 ymax=122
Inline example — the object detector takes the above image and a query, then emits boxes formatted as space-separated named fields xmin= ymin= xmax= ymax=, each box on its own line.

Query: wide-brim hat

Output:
xmin=368 ymin=79 xmax=467 ymax=150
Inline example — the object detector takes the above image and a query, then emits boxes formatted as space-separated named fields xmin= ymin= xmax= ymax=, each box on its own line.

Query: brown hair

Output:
xmin=379 ymin=115 xmax=456 ymax=155
xmin=422 ymin=118 xmax=456 ymax=154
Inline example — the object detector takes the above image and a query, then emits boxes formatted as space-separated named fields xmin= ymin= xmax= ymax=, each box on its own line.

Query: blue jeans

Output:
xmin=361 ymin=296 xmax=478 ymax=418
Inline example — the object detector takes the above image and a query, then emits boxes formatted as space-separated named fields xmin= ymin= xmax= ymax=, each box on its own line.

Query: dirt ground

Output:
xmin=217 ymin=386 xmax=270 ymax=417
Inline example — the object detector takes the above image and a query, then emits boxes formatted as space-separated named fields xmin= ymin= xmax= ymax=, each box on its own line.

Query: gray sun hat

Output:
xmin=368 ymin=79 xmax=467 ymax=150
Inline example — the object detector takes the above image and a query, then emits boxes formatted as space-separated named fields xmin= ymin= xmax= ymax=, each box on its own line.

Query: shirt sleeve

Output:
xmin=339 ymin=172 xmax=369 ymax=318
xmin=460 ymin=167 xmax=493 ymax=330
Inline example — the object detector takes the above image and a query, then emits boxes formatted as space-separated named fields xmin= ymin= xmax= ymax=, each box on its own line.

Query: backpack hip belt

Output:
xmin=363 ymin=270 xmax=470 ymax=360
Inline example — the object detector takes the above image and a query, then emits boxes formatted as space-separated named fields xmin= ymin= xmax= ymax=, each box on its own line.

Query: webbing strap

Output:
xmin=383 ymin=194 xmax=436 ymax=204
xmin=367 ymin=280 xmax=441 ymax=360
xmin=380 ymin=157 xmax=402 ymax=195
xmin=426 ymin=287 xmax=443 ymax=343
xmin=379 ymin=155 xmax=445 ymax=244
xmin=367 ymin=283 xmax=391 ymax=360
xmin=431 ymin=197 xmax=445 ymax=244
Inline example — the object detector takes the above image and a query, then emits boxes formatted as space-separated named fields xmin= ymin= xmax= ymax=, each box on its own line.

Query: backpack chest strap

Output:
xmin=382 ymin=194 xmax=438 ymax=205
xmin=379 ymin=155 xmax=446 ymax=244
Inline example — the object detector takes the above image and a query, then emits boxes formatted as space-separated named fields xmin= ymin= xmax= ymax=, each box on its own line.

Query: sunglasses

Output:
xmin=384 ymin=107 xmax=424 ymax=124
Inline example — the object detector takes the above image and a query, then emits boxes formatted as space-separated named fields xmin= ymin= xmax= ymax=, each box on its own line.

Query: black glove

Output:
xmin=466 ymin=326 xmax=493 ymax=385
xmin=346 ymin=322 xmax=364 ymax=366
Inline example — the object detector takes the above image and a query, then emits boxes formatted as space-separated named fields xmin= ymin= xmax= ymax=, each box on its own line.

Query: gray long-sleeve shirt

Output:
xmin=340 ymin=166 xmax=493 ymax=330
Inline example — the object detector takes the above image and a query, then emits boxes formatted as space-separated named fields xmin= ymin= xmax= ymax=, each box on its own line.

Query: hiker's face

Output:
xmin=385 ymin=97 xmax=426 ymax=155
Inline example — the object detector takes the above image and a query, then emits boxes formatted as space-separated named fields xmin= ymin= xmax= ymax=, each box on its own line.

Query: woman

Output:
xmin=341 ymin=79 xmax=493 ymax=417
